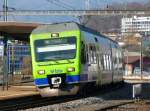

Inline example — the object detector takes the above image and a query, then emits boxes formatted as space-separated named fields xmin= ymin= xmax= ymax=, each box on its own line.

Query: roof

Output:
xmin=31 ymin=22 xmax=118 ymax=44
xmin=124 ymin=56 xmax=140 ymax=64
xmin=32 ymin=22 xmax=79 ymax=34
xmin=0 ymin=22 xmax=40 ymax=34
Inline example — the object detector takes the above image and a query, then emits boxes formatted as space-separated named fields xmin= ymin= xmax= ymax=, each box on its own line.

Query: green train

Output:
xmin=30 ymin=22 xmax=123 ymax=97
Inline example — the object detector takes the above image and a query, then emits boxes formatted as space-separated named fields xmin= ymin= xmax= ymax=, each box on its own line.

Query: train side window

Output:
xmin=103 ymin=54 xmax=107 ymax=70
xmin=96 ymin=47 xmax=101 ymax=64
xmin=91 ymin=46 xmax=94 ymax=63
xmin=89 ymin=45 xmax=97 ymax=64
xmin=118 ymin=51 xmax=123 ymax=70
xmin=108 ymin=55 xmax=112 ymax=70
xmin=117 ymin=51 xmax=120 ymax=70
xmin=85 ymin=45 xmax=89 ymax=63
xmin=106 ymin=55 xmax=109 ymax=70
xmin=89 ymin=45 xmax=94 ymax=63
xmin=114 ymin=56 xmax=117 ymax=70
xmin=93 ymin=46 xmax=97 ymax=64
xmin=81 ymin=42 xmax=86 ymax=64
xmin=100 ymin=53 xmax=104 ymax=70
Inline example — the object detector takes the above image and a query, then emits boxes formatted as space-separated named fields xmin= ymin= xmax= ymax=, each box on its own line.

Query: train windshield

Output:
xmin=34 ymin=37 xmax=76 ymax=62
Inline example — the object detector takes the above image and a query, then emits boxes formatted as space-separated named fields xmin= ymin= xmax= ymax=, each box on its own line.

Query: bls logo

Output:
xmin=50 ymin=69 xmax=63 ymax=74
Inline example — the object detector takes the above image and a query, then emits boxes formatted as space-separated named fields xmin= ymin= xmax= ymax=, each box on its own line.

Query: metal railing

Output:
xmin=7 ymin=44 xmax=33 ymax=85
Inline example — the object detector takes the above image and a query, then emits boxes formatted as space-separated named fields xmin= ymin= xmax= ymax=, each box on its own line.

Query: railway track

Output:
xmin=1 ymin=83 xmax=150 ymax=111
xmin=0 ymin=83 xmax=124 ymax=111
xmin=0 ymin=95 xmax=81 ymax=111
xmin=100 ymin=99 xmax=150 ymax=111
xmin=0 ymin=84 xmax=149 ymax=111
xmin=99 ymin=100 xmax=135 ymax=111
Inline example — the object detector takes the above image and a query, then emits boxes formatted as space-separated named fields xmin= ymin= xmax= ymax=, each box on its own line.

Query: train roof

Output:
xmin=31 ymin=22 xmax=79 ymax=34
xmin=31 ymin=22 xmax=118 ymax=44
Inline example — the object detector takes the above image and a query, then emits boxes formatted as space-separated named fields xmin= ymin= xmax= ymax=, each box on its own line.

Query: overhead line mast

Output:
xmin=3 ymin=0 xmax=7 ymax=21
xmin=85 ymin=0 xmax=90 ymax=10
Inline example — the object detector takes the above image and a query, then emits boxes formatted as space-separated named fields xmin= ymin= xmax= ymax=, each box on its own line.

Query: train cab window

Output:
xmin=34 ymin=37 xmax=76 ymax=62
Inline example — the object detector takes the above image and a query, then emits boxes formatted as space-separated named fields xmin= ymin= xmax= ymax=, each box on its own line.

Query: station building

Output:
xmin=0 ymin=22 xmax=40 ymax=85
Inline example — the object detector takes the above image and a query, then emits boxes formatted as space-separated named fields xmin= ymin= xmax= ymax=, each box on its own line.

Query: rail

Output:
xmin=101 ymin=99 xmax=149 ymax=111
xmin=0 ymin=95 xmax=80 ymax=111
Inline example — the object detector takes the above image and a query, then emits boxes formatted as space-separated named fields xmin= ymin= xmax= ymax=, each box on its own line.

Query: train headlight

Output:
xmin=51 ymin=33 xmax=59 ymax=38
xmin=67 ymin=67 xmax=75 ymax=72
xmin=38 ymin=70 xmax=45 ymax=75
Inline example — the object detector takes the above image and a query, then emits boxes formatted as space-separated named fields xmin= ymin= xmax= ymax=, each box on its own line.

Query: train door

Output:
xmin=87 ymin=44 xmax=98 ymax=82
xmin=80 ymin=42 xmax=89 ymax=82
xmin=100 ymin=44 xmax=113 ymax=85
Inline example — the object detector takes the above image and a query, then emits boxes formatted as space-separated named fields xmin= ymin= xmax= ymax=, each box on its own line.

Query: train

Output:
xmin=30 ymin=22 xmax=123 ymax=97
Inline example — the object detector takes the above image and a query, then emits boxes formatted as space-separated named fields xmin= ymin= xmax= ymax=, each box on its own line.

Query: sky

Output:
xmin=0 ymin=0 xmax=149 ymax=23
xmin=6 ymin=0 xmax=150 ymax=10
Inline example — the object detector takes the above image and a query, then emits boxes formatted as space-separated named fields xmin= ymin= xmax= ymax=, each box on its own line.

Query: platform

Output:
xmin=123 ymin=75 xmax=150 ymax=83
xmin=0 ymin=85 xmax=40 ymax=100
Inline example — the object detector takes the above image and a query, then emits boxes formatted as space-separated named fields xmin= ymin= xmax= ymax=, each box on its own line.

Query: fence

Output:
xmin=7 ymin=44 xmax=33 ymax=85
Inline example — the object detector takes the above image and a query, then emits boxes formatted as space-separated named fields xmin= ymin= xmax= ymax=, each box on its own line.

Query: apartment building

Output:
xmin=121 ymin=16 xmax=150 ymax=36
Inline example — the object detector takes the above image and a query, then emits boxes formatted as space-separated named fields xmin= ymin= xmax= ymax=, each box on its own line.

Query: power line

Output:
xmin=46 ymin=0 xmax=74 ymax=10
xmin=56 ymin=0 xmax=76 ymax=10
xmin=95 ymin=0 xmax=100 ymax=9
xmin=46 ymin=0 xmax=69 ymax=9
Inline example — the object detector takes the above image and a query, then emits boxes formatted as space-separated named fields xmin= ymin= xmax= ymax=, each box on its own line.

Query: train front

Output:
xmin=30 ymin=25 xmax=80 ymax=97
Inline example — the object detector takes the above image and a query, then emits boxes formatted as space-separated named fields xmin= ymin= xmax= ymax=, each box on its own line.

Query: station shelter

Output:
xmin=124 ymin=55 xmax=150 ymax=77
xmin=0 ymin=22 xmax=40 ymax=87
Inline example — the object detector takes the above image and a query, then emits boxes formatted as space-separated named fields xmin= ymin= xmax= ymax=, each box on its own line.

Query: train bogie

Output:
xmin=37 ymin=85 xmax=79 ymax=97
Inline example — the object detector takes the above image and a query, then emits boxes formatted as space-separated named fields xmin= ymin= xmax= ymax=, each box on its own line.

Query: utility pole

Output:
xmin=3 ymin=0 xmax=7 ymax=21
xmin=140 ymin=35 xmax=143 ymax=79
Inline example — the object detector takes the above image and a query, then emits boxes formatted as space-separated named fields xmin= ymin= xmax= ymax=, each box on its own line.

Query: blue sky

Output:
xmin=5 ymin=0 xmax=150 ymax=10
xmin=0 ymin=0 xmax=149 ymax=23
